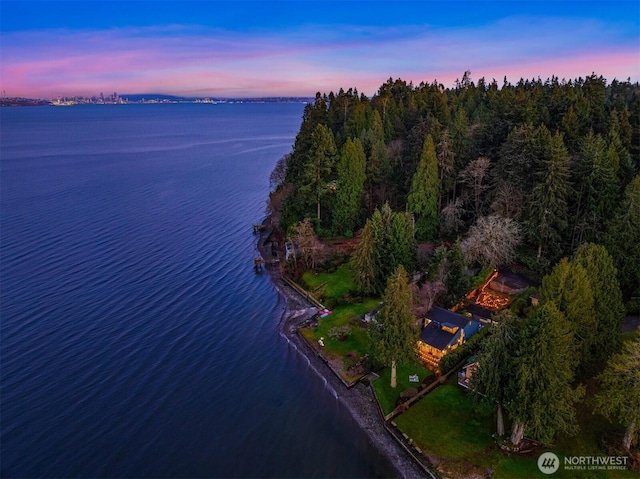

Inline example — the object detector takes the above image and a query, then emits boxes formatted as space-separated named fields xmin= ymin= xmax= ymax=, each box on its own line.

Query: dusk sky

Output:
xmin=1 ymin=1 xmax=639 ymax=98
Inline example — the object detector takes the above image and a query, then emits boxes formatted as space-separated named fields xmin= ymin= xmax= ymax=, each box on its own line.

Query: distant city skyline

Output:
xmin=1 ymin=1 xmax=639 ymax=99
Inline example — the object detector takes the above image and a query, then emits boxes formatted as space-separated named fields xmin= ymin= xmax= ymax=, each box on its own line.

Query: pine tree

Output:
xmin=436 ymin=130 xmax=456 ymax=215
xmin=571 ymin=131 xmax=618 ymax=246
xmin=605 ymin=176 xmax=640 ymax=294
xmin=528 ymin=132 xmax=571 ymax=260
xmin=407 ymin=134 xmax=440 ymax=241
xmin=573 ymin=243 xmax=624 ymax=363
xmin=494 ymin=123 xmax=538 ymax=195
xmin=540 ymin=258 xmax=596 ymax=373
xmin=286 ymin=93 xmax=328 ymax=184
xmin=388 ymin=212 xmax=417 ymax=276
xmin=451 ymin=105 xmax=470 ymax=172
xmin=332 ymin=138 xmax=366 ymax=236
xmin=351 ymin=203 xmax=417 ymax=295
xmin=593 ymin=337 xmax=640 ymax=452
xmin=508 ymin=303 xmax=584 ymax=446
xmin=361 ymin=110 xmax=391 ymax=214
xmin=471 ymin=311 xmax=520 ymax=437
xmin=369 ymin=265 xmax=418 ymax=388
xmin=299 ymin=123 xmax=337 ymax=223
xmin=561 ymin=105 xmax=581 ymax=152
xmin=351 ymin=218 xmax=376 ymax=295
xmin=372 ymin=204 xmax=417 ymax=294
xmin=444 ymin=239 xmax=470 ymax=307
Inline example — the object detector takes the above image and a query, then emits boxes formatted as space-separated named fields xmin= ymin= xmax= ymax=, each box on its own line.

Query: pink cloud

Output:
xmin=1 ymin=18 xmax=637 ymax=98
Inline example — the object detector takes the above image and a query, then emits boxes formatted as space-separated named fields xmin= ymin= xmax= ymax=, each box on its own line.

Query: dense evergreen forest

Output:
xmin=271 ymin=73 xmax=640 ymax=299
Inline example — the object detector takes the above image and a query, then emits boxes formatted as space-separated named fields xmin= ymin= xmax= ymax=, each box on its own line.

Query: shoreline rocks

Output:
xmin=256 ymin=226 xmax=428 ymax=478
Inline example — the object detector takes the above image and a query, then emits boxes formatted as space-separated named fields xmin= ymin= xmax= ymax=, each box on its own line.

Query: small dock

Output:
xmin=253 ymin=256 xmax=280 ymax=268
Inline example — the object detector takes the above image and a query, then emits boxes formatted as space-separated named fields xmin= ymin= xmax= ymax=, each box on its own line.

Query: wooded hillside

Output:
xmin=274 ymin=73 xmax=639 ymax=297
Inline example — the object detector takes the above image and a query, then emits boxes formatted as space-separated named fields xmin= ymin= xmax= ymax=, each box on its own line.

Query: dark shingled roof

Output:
xmin=419 ymin=322 xmax=458 ymax=351
xmin=428 ymin=306 xmax=471 ymax=328
xmin=466 ymin=303 xmax=495 ymax=319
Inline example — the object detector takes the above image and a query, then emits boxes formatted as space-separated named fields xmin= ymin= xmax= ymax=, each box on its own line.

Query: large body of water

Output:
xmin=1 ymin=104 xmax=390 ymax=478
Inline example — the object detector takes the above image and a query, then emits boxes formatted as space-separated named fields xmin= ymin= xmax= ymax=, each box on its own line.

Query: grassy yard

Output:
xmin=299 ymin=299 xmax=382 ymax=380
xmin=394 ymin=380 xmax=636 ymax=478
xmin=302 ymin=262 xmax=354 ymax=302
xmin=372 ymin=362 xmax=434 ymax=415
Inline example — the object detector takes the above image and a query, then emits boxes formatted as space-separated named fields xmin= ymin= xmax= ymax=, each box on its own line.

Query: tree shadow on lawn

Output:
xmin=372 ymin=362 xmax=433 ymax=415
xmin=393 ymin=379 xmax=637 ymax=478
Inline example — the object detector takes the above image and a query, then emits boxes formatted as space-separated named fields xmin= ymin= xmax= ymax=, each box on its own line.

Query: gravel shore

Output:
xmin=256 ymin=228 xmax=429 ymax=479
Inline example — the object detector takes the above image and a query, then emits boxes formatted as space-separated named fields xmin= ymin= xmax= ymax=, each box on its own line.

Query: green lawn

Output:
xmin=302 ymin=262 xmax=354 ymax=301
xmin=372 ymin=362 xmax=434 ymax=415
xmin=394 ymin=380 xmax=637 ymax=478
xmin=299 ymin=298 xmax=381 ymax=361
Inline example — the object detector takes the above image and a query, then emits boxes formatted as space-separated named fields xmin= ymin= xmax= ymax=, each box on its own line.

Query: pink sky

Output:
xmin=2 ymin=18 xmax=638 ymax=98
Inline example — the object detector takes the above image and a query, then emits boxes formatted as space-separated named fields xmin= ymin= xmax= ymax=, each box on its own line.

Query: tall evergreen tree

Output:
xmin=561 ymin=105 xmax=581 ymax=152
xmin=573 ymin=243 xmax=625 ymax=363
xmin=451 ymin=105 xmax=471 ymax=172
xmin=443 ymin=239 xmax=470 ymax=307
xmin=372 ymin=204 xmax=416 ymax=294
xmin=407 ymin=134 xmax=440 ymax=241
xmin=540 ymin=258 xmax=596 ymax=373
xmin=351 ymin=203 xmax=416 ymax=295
xmin=286 ymin=93 xmax=328 ymax=184
xmin=361 ymin=110 xmax=390 ymax=213
xmin=528 ymin=132 xmax=572 ymax=260
xmin=604 ymin=175 xmax=640 ymax=295
xmin=332 ymin=138 xmax=366 ymax=236
xmin=351 ymin=218 xmax=376 ymax=295
xmin=369 ymin=265 xmax=418 ymax=388
xmin=471 ymin=311 xmax=520 ymax=437
xmin=571 ymin=131 xmax=618 ymax=246
xmin=388 ymin=212 xmax=417 ymax=276
xmin=493 ymin=123 xmax=538 ymax=195
xmin=299 ymin=123 xmax=336 ymax=223
xmin=508 ymin=303 xmax=584 ymax=446
xmin=436 ymin=130 xmax=456 ymax=215
xmin=593 ymin=337 xmax=640 ymax=452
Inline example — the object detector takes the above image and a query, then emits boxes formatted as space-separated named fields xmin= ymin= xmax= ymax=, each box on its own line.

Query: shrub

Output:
xmin=439 ymin=326 xmax=491 ymax=374
xmin=328 ymin=325 xmax=351 ymax=341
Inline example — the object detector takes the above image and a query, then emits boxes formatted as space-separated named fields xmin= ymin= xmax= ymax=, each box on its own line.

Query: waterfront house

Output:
xmin=417 ymin=307 xmax=482 ymax=371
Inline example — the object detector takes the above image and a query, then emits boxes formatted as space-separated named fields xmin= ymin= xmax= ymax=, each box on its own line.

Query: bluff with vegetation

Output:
xmin=271 ymin=73 xmax=639 ymax=298
xmin=268 ymin=73 xmax=639 ymax=452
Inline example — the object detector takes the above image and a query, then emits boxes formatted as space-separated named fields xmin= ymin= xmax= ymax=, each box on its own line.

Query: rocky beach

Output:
xmin=256 ymin=225 xmax=430 ymax=479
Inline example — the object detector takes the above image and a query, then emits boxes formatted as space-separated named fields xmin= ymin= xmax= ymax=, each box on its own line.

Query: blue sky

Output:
xmin=1 ymin=1 xmax=638 ymax=98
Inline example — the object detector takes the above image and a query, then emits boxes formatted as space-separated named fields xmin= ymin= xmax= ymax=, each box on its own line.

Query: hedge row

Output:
xmin=438 ymin=325 xmax=492 ymax=374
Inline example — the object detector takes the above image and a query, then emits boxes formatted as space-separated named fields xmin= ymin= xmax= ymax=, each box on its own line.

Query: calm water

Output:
xmin=1 ymin=104 xmax=390 ymax=478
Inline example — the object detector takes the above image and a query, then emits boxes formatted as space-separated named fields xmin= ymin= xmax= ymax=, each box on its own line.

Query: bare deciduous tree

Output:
xmin=459 ymin=156 xmax=490 ymax=220
xmin=288 ymin=218 xmax=329 ymax=269
xmin=411 ymin=280 xmax=445 ymax=319
xmin=462 ymin=215 xmax=522 ymax=268
xmin=440 ymin=197 xmax=464 ymax=235
xmin=269 ymin=153 xmax=290 ymax=191
xmin=491 ymin=183 xmax=525 ymax=219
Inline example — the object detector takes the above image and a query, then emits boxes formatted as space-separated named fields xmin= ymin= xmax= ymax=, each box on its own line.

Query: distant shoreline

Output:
xmin=255 ymin=221 xmax=429 ymax=479
xmin=0 ymin=96 xmax=314 ymax=107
